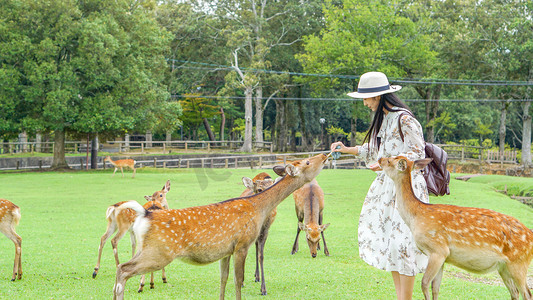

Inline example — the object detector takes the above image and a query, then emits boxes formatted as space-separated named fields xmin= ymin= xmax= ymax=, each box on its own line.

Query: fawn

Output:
xmin=93 ymin=180 xmax=170 ymax=292
xmin=241 ymin=172 xmax=276 ymax=295
xmin=112 ymin=153 xmax=328 ymax=300
xmin=0 ymin=199 xmax=22 ymax=281
xmin=379 ymin=156 xmax=533 ymax=300
xmin=104 ymin=156 xmax=136 ymax=178
xmin=291 ymin=179 xmax=330 ymax=258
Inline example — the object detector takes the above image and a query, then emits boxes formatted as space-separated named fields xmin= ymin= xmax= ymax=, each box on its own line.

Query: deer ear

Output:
xmin=242 ymin=177 xmax=254 ymax=190
xmin=164 ymin=180 xmax=171 ymax=192
xmin=273 ymin=165 xmax=286 ymax=176
xmin=319 ymin=223 xmax=330 ymax=232
xmin=298 ymin=222 xmax=305 ymax=231
xmin=397 ymin=158 xmax=408 ymax=171
xmin=414 ymin=158 xmax=432 ymax=170
xmin=144 ymin=195 xmax=152 ymax=201
xmin=285 ymin=164 xmax=300 ymax=177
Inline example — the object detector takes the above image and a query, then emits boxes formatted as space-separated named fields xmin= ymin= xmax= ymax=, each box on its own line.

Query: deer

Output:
xmin=104 ymin=156 xmax=136 ymax=178
xmin=240 ymin=172 xmax=276 ymax=295
xmin=291 ymin=179 xmax=330 ymax=258
xmin=93 ymin=180 xmax=170 ymax=292
xmin=379 ymin=155 xmax=533 ymax=300
xmin=112 ymin=153 xmax=329 ymax=300
xmin=0 ymin=199 xmax=22 ymax=281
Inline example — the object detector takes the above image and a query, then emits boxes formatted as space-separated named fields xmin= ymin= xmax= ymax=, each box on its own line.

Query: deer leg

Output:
xmin=114 ymin=250 xmax=170 ymax=300
xmin=7 ymin=230 xmax=22 ymax=281
xmin=132 ymin=167 xmax=136 ymax=178
xmin=129 ymin=232 xmax=136 ymax=258
xmin=431 ymin=264 xmax=444 ymax=300
xmin=150 ymin=272 xmax=155 ymax=289
xmin=113 ymin=167 xmax=118 ymax=177
xmin=138 ymin=275 xmax=146 ymax=293
xmin=257 ymin=233 xmax=268 ymax=295
xmin=219 ymin=256 xmax=231 ymax=300
xmin=93 ymin=220 xmax=117 ymax=278
xmin=254 ymin=240 xmax=260 ymax=282
xmin=291 ymin=224 xmax=301 ymax=255
xmin=110 ymin=229 xmax=128 ymax=266
xmin=319 ymin=214 xmax=329 ymax=256
xmin=421 ymin=253 xmax=446 ymax=300
xmin=161 ymin=267 xmax=167 ymax=283
xmin=499 ymin=263 xmax=528 ymax=300
xmin=233 ymin=248 xmax=249 ymax=300
xmin=120 ymin=167 xmax=124 ymax=177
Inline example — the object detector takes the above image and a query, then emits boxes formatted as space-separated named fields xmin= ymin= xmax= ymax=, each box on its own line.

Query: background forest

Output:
xmin=1 ymin=0 xmax=532 ymax=165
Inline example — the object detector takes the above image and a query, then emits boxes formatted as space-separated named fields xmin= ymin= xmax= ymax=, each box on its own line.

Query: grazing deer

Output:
xmin=112 ymin=153 xmax=329 ymax=300
xmin=93 ymin=180 xmax=170 ymax=292
xmin=104 ymin=156 xmax=136 ymax=178
xmin=241 ymin=172 xmax=276 ymax=295
xmin=0 ymin=199 xmax=22 ymax=281
xmin=379 ymin=156 xmax=533 ymax=300
xmin=291 ymin=179 xmax=330 ymax=258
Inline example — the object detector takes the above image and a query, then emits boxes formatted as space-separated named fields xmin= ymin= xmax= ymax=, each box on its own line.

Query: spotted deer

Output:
xmin=104 ymin=156 xmax=136 ymax=178
xmin=240 ymin=172 xmax=276 ymax=295
xmin=93 ymin=180 xmax=170 ymax=292
xmin=0 ymin=199 xmax=22 ymax=281
xmin=291 ymin=179 xmax=330 ymax=258
xmin=379 ymin=156 xmax=533 ymax=300
xmin=112 ymin=153 xmax=329 ymax=300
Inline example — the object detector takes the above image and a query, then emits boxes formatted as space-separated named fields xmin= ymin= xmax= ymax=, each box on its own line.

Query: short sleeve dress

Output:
xmin=355 ymin=108 xmax=429 ymax=276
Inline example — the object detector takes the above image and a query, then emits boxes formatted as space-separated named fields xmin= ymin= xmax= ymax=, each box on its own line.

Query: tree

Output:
xmin=0 ymin=0 xmax=172 ymax=168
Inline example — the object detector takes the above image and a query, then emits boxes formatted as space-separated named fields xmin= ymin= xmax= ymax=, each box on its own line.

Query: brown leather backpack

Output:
xmin=398 ymin=112 xmax=450 ymax=196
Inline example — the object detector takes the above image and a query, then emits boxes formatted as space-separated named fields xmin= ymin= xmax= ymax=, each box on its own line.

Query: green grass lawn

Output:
xmin=0 ymin=167 xmax=531 ymax=299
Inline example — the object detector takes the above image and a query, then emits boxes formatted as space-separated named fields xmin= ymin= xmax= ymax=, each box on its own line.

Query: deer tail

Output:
xmin=117 ymin=201 xmax=150 ymax=251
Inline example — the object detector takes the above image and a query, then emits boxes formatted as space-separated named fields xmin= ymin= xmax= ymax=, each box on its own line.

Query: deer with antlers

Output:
xmin=93 ymin=180 xmax=170 ymax=292
xmin=241 ymin=172 xmax=276 ymax=295
xmin=379 ymin=156 xmax=533 ymax=300
xmin=0 ymin=199 xmax=22 ymax=281
xmin=104 ymin=156 xmax=136 ymax=178
xmin=112 ymin=153 xmax=329 ymax=300
xmin=291 ymin=179 xmax=330 ymax=258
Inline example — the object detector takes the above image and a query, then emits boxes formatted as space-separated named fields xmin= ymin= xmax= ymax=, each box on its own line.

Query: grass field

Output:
xmin=0 ymin=167 xmax=532 ymax=299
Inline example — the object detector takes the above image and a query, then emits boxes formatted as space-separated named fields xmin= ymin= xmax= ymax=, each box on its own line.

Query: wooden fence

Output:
xmin=0 ymin=140 xmax=273 ymax=154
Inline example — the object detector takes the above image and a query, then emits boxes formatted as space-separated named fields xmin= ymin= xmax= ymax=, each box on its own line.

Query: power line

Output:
xmin=171 ymin=94 xmax=532 ymax=102
xmin=168 ymin=59 xmax=533 ymax=86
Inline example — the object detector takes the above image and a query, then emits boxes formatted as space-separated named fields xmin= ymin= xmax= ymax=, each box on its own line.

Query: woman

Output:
xmin=330 ymin=72 xmax=428 ymax=300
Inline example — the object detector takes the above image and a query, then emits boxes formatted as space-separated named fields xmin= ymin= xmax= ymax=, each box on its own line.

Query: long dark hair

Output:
xmin=363 ymin=93 xmax=412 ymax=150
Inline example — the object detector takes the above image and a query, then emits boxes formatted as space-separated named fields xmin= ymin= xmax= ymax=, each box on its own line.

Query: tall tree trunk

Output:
xmin=274 ymin=99 xmax=286 ymax=152
xmin=255 ymin=86 xmax=264 ymax=145
xmin=297 ymin=99 xmax=309 ymax=151
xmin=51 ymin=129 xmax=69 ymax=169
xmin=203 ymin=118 xmax=216 ymax=141
xmin=350 ymin=117 xmax=357 ymax=147
xmin=219 ymin=107 xmax=225 ymax=141
xmin=499 ymin=101 xmax=508 ymax=154
xmin=241 ymin=86 xmax=253 ymax=152
xmin=522 ymin=101 xmax=532 ymax=167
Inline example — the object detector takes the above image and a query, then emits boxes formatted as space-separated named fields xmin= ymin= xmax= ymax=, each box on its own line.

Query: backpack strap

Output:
xmin=397 ymin=111 xmax=412 ymax=142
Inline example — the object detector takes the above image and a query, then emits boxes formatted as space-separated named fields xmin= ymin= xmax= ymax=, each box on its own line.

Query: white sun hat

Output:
xmin=347 ymin=72 xmax=402 ymax=99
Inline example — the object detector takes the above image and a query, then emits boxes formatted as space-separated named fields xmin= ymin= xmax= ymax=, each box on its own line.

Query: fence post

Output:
xmin=163 ymin=162 xmax=166 ymax=168
xmin=210 ymin=158 xmax=214 ymax=168
xmin=185 ymin=142 xmax=188 ymax=150
xmin=80 ymin=158 xmax=83 ymax=169
xmin=154 ymin=158 xmax=157 ymax=168
xmin=283 ymin=156 xmax=287 ymax=165
xmin=39 ymin=160 xmax=42 ymax=170
xmin=201 ymin=158 xmax=204 ymax=168
xmin=259 ymin=156 xmax=262 ymax=168
xmin=207 ymin=142 xmax=210 ymax=152
xmin=16 ymin=161 xmax=20 ymax=170
xmin=225 ymin=158 xmax=228 ymax=168
xmin=235 ymin=157 xmax=238 ymax=168
xmin=187 ymin=160 xmax=190 ymax=168
xmin=178 ymin=158 xmax=181 ymax=168
xmin=461 ymin=146 xmax=465 ymax=162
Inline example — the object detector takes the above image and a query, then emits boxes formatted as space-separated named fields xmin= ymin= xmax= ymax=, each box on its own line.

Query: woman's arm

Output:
xmin=330 ymin=141 xmax=359 ymax=155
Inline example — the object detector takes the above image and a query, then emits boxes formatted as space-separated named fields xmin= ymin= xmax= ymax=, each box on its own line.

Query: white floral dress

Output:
xmin=355 ymin=108 xmax=429 ymax=276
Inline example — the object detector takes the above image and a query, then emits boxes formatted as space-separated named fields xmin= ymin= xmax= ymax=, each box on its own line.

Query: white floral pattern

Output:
xmin=355 ymin=108 xmax=429 ymax=276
